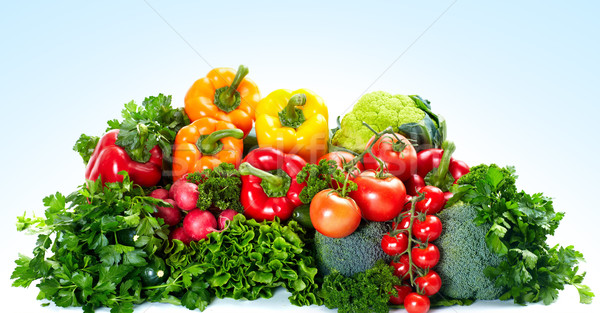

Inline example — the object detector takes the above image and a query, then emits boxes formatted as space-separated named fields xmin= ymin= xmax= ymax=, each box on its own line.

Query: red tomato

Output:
xmin=390 ymin=254 xmax=411 ymax=280
xmin=349 ymin=170 xmax=406 ymax=222
xmin=319 ymin=151 xmax=364 ymax=174
xmin=389 ymin=285 xmax=412 ymax=305
xmin=381 ymin=232 xmax=408 ymax=256
xmin=319 ymin=151 xmax=364 ymax=189
xmin=412 ymin=215 xmax=443 ymax=242
xmin=363 ymin=133 xmax=417 ymax=181
xmin=412 ymin=243 xmax=440 ymax=269
xmin=415 ymin=186 xmax=445 ymax=214
xmin=310 ymin=189 xmax=361 ymax=238
xmin=404 ymin=292 xmax=430 ymax=313
xmin=415 ymin=270 xmax=442 ymax=296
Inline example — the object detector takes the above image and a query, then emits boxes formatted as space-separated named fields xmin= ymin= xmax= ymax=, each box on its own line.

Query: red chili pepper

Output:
xmin=85 ymin=130 xmax=163 ymax=187
xmin=239 ymin=147 xmax=307 ymax=221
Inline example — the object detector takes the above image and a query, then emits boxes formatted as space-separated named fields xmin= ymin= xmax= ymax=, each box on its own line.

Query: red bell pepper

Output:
xmin=85 ymin=129 xmax=163 ymax=187
xmin=238 ymin=147 xmax=307 ymax=221
xmin=406 ymin=141 xmax=469 ymax=196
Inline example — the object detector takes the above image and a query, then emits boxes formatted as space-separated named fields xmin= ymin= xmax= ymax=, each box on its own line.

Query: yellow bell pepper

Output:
xmin=255 ymin=89 xmax=329 ymax=163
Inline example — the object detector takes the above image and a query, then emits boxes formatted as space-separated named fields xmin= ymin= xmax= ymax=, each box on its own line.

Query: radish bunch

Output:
xmin=149 ymin=175 xmax=238 ymax=244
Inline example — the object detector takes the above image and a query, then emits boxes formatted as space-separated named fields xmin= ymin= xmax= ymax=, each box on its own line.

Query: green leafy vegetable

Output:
xmin=73 ymin=133 xmax=100 ymax=165
xmin=447 ymin=164 xmax=594 ymax=305
xmin=11 ymin=173 xmax=170 ymax=313
xmin=146 ymin=214 xmax=322 ymax=310
xmin=186 ymin=163 xmax=243 ymax=212
xmin=319 ymin=260 xmax=400 ymax=313
xmin=108 ymin=94 xmax=189 ymax=164
xmin=296 ymin=159 xmax=349 ymax=204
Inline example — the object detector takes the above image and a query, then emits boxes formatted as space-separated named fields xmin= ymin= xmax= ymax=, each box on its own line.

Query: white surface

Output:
xmin=1 ymin=1 xmax=599 ymax=312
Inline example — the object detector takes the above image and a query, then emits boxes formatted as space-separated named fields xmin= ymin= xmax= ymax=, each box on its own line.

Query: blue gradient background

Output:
xmin=1 ymin=1 xmax=598 ymax=312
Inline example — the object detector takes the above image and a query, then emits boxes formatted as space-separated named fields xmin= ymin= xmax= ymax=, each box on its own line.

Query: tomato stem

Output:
xmin=342 ymin=123 xmax=397 ymax=175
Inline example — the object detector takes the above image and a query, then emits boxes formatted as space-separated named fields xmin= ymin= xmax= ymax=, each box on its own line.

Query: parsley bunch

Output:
xmin=74 ymin=94 xmax=189 ymax=167
xmin=186 ymin=163 xmax=243 ymax=212
xmin=319 ymin=260 xmax=400 ymax=313
xmin=12 ymin=174 xmax=169 ymax=313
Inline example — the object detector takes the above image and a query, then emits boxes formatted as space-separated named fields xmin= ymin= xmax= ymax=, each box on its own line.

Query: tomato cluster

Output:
xmin=382 ymin=204 xmax=442 ymax=313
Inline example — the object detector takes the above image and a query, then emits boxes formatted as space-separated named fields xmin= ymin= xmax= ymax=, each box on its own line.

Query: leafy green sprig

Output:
xmin=186 ymin=163 xmax=243 ymax=212
xmin=11 ymin=173 xmax=169 ymax=313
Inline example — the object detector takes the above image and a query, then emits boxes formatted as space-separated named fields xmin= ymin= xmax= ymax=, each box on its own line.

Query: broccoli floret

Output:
xmin=434 ymin=202 xmax=506 ymax=300
xmin=331 ymin=91 xmax=425 ymax=152
xmin=314 ymin=222 xmax=390 ymax=277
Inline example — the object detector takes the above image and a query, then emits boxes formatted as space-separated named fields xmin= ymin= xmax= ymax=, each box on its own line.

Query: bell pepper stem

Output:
xmin=238 ymin=162 xmax=284 ymax=187
xmin=197 ymin=128 xmax=244 ymax=156
xmin=219 ymin=65 xmax=249 ymax=107
xmin=430 ymin=141 xmax=456 ymax=187
xmin=278 ymin=93 xmax=307 ymax=128
xmin=285 ymin=93 xmax=306 ymax=121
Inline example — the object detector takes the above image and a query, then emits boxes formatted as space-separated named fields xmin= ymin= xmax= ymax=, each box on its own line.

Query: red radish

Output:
xmin=149 ymin=188 xmax=169 ymax=200
xmin=168 ymin=175 xmax=189 ymax=199
xmin=174 ymin=182 xmax=199 ymax=211
xmin=183 ymin=209 xmax=218 ymax=241
xmin=169 ymin=227 xmax=192 ymax=245
xmin=154 ymin=199 xmax=181 ymax=226
xmin=217 ymin=209 xmax=239 ymax=230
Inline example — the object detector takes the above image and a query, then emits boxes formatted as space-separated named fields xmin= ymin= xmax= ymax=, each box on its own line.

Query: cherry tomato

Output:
xmin=389 ymin=285 xmax=412 ymax=305
xmin=405 ymin=174 xmax=425 ymax=196
xmin=310 ymin=189 xmax=361 ymax=238
xmin=412 ymin=215 xmax=443 ymax=242
xmin=412 ymin=243 xmax=440 ymax=269
xmin=415 ymin=186 xmax=445 ymax=214
xmin=381 ymin=232 xmax=408 ymax=256
xmin=390 ymin=254 xmax=411 ymax=280
xmin=349 ymin=170 xmax=406 ymax=222
xmin=402 ymin=195 xmax=413 ymax=212
xmin=363 ymin=132 xmax=417 ymax=181
xmin=415 ymin=270 xmax=442 ymax=296
xmin=404 ymin=292 xmax=430 ymax=313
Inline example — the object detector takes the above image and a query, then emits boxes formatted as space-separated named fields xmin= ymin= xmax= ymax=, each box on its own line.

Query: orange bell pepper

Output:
xmin=184 ymin=65 xmax=260 ymax=137
xmin=172 ymin=117 xmax=244 ymax=181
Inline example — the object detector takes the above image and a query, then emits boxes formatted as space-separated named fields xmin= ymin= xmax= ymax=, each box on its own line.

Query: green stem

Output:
xmin=340 ymin=171 xmax=351 ymax=198
xmin=238 ymin=162 xmax=284 ymax=187
xmin=286 ymin=94 xmax=306 ymax=121
xmin=278 ymin=93 xmax=307 ymax=128
xmin=196 ymin=129 xmax=244 ymax=156
xmin=214 ymin=65 xmax=249 ymax=113
xmin=223 ymin=65 xmax=248 ymax=102
xmin=430 ymin=141 xmax=456 ymax=187
xmin=130 ymin=123 xmax=149 ymax=162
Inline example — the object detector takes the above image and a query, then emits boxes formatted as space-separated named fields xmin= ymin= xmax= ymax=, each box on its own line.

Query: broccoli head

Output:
xmin=331 ymin=91 xmax=425 ymax=152
xmin=435 ymin=202 xmax=506 ymax=300
xmin=314 ymin=221 xmax=390 ymax=277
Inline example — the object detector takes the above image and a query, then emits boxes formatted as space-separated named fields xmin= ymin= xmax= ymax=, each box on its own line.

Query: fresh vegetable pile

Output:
xmin=12 ymin=65 xmax=594 ymax=313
